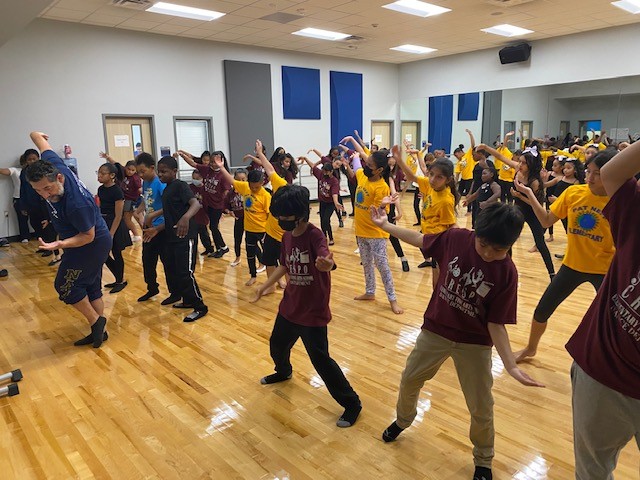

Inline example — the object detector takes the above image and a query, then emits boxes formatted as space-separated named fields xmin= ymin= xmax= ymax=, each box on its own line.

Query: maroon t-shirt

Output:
xmin=121 ymin=173 xmax=142 ymax=201
xmin=224 ymin=188 xmax=244 ymax=220
xmin=389 ymin=168 xmax=405 ymax=192
xmin=566 ymin=179 xmax=640 ymax=399
xmin=278 ymin=224 xmax=332 ymax=327
xmin=312 ymin=167 xmax=339 ymax=203
xmin=421 ymin=229 xmax=518 ymax=346
xmin=189 ymin=183 xmax=209 ymax=226
xmin=247 ymin=161 xmax=269 ymax=186
xmin=194 ymin=165 xmax=230 ymax=209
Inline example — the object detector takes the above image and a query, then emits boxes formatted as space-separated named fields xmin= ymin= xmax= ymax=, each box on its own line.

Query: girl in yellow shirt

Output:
xmin=342 ymin=137 xmax=403 ymax=315
xmin=513 ymin=150 xmax=616 ymax=363
xmin=396 ymin=149 xmax=459 ymax=290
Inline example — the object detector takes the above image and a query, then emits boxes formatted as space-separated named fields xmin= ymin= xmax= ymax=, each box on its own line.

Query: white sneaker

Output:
xmin=21 ymin=239 xmax=29 ymax=243
xmin=230 ymin=259 xmax=241 ymax=267
xmin=353 ymin=248 xmax=360 ymax=254
xmin=257 ymin=265 xmax=266 ymax=273
xmin=132 ymin=236 xmax=142 ymax=242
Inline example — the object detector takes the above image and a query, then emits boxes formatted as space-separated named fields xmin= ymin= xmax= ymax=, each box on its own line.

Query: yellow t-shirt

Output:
xmin=494 ymin=146 xmax=516 ymax=182
xmin=549 ymin=184 xmax=614 ymax=274
xmin=265 ymin=172 xmax=288 ymax=241
xmin=363 ymin=146 xmax=371 ymax=156
xmin=416 ymin=177 xmax=457 ymax=234
xmin=459 ymin=148 xmax=475 ymax=181
xmin=406 ymin=155 xmax=419 ymax=175
xmin=354 ymin=169 xmax=390 ymax=239
xmin=233 ymin=180 xmax=270 ymax=233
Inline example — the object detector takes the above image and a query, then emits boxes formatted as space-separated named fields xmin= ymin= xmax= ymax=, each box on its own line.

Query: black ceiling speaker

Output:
xmin=499 ymin=43 xmax=531 ymax=64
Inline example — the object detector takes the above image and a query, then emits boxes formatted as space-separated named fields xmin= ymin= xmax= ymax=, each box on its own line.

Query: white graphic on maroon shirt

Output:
xmin=440 ymin=257 xmax=495 ymax=318
xmin=613 ymin=268 xmax=640 ymax=342
xmin=287 ymin=246 xmax=313 ymax=286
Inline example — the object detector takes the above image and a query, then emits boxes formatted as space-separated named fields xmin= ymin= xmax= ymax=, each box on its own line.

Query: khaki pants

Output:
xmin=571 ymin=362 xmax=640 ymax=480
xmin=396 ymin=330 xmax=495 ymax=468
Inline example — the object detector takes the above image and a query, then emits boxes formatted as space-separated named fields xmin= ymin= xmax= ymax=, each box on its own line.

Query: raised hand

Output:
xmin=315 ymin=251 xmax=334 ymax=271
xmin=540 ymin=169 xmax=550 ymax=181
xmin=255 ymin=139 xmax=263 ymax=153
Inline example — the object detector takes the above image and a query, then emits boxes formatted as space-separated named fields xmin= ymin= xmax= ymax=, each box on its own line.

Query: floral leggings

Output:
xmin=357 ymin=237 xmax=397 ymax=301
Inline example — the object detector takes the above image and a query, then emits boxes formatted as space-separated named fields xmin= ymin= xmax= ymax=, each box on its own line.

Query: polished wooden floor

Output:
xmin=0 ymin=196 xmax=638 ymax=480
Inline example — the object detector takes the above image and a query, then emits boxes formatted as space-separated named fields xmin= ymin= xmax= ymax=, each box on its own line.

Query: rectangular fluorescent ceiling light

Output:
xmin=391 ymin=44 xmax=437 ymax=54
xmin=481 ymin=24 xmax=533 ymax=37
xmin=382 ymin=0 xmax=451 ymax=18
xmin=611 ymin=0 xmax=640 ymax=13
xmin=146 ymin=2 xmax=225 ymax=21
xmin=292 ymin=28 xmax=350 ymax=41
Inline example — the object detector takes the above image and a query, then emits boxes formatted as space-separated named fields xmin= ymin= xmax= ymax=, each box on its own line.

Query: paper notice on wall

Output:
xmin=405 ymin=134 xmax=413 ymax=142
xmin=374 ymin=134 xmax=383 ymax=143
xmin=609 ymin=128 xmax=629 ymax=141
xmin=114 ymin=135 xmax=130 ymax=147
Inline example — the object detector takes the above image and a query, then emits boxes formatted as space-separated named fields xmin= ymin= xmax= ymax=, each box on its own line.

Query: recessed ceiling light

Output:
xmin=292 ymin=28 xmax=350 ymax=41
xmin=390 ymin=44 xmax=437 ymax=54
xmin=146 ymin=2 xmax=225 ymax=21
xmin=481 ymin=24 xmax=533 ymax=37
xmin=382 ymin=0 xmax=451 ymax=18
xmin=611 ymin=0 xmax=640 ymax=13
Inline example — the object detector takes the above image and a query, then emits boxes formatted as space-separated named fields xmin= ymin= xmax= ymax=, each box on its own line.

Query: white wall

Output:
xmin=0 ymin=19 xmax=399 ymax=237
xmin=399 ymin=24 xmax=640 ymax=99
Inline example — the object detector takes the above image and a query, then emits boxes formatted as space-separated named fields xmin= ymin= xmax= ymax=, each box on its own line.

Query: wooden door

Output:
xmin=104 ymin=116 xmax=154 ymax=164
xmin=401 ymin=121 xmax=420 ymax=154
xmin=371 ymin=121 xmax=393 ymax=150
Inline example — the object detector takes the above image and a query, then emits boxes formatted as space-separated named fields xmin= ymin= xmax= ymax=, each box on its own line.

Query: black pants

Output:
xmin=348 ymin=182 xmax=357 ymax=214
xmin=534 ymin=265 xmax=604 ymax=323
xmin=269 ymin=314 xmax=360 ymax=409
xmin=334 ymin=196 xmax=344 ymax=221
xmin=499 ymin=180 xmax=514 ymax=204
xmin=413 ymin=188 xmax=421 ymax=223
xmin=246 ymin=231 xmax=264 ymax=277
xmin=471 ymin=200 xmax=480 ymax=229
xmin=319 ymin=201 xmax=334 ymax=241
xmin=164 ymin=238 xmax=206 ymax=311
xmin=262 ymin=234 xmax=281 ymax=267
xmin=12 ymin=198 xmax=30 ymax=241
xmin=142 ymin=230 xmax=176 ymax=294
xmin=388 ymin=204 xmax=404 ymax=258
xmin=105 ymin=248 xmax=124 ymax=283
xmin=196 ymin=224 xmax=213 ymax=252
xmin=207 ymin=207 xmax=226 ymax=250
xmin=520 ymin=205 xmax=555 ymax=276
xmin=233 ymin=218 xmax=244 ymax=258
xmin=28 ymin=204 xmax=59 ymax=256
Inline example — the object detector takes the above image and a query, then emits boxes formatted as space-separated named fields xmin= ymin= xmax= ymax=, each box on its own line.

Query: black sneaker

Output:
xmin=109 ymin=281 xmax=128 ymax=294
xmin=213 ymin=246 xmax=229 ymax=258
xmin=554 ymin=253 xmax=565 ymax=259
xmin=74 ymin=331 xmax=108 ymax=346
xmin=172 ymin=302 xmax=194 ymax=309
xmin=473 ymin=466 xmax=492 ymax=480
xmin=418 ymin=260 xmax=433 ymax=268
xmin=104 ymin=281 xmax=117 ymax=289
xmin=402 ymin=260 xmax=410 ymax=272
xmin=200 ymin=249 xmax=214 ymax=256
xmin=339 ymin=219 xmax=344 ymax=228
xmin=41 ymin=251 xmax=53 ymax=257
xmin=341 ymin=211 xmax=347 ymax=217
xmin=137 ymin=289 xmax=159 ymax=302
xmin=336 ymin=403 xmax=362 ymax=428
xmin=184 ymin=309 xmax=207 ymax=322
xmin=260 ymin=372 xmax=292 ymax=384
xmin=349 ymin=213 xmax=355 ymax=217
xmin=161 ymin=294 xmax=181 ymax=306
xmin=0 ymin=269 xmax=7 ymax=278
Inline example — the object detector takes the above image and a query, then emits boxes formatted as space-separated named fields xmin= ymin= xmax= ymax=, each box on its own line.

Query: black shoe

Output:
xmin=109 ymin=281 xmax=128 ymax=294
xmin=104 ymin=281 xmax=117 ymax=289
xmin=382 ymin=421 xmax=404 ymax=442
xmin=213 ymin=246 xmax=229 ymax=258
xmin=418 ymin=260 xmax=433 ymax=268
xmin=336 ymin=403 xmax=362 ymax=428
xmin=341 ymin=211 xmax=347 ymax=217
xmin=137 ymin=289 xmax=159 ymax=302
xmin=473 ymin=466 xmax=492 ymax=480
xmin=184 ymin=309 xmax=207 ymax=322
xmin=200 ymin=249 xmax=214 ymax=256
xmin=339 ymin=220 xmax=344 ymax=228
xmin=348 ymin=213 xmax=355 ymax=217
xmin=401 ymin=260 xmax=410 ymax=272
xmin=0 ymin=269 xmax=7 ymax=278
xmin=161 ymin=294 xmax=181 ymax=306
xmin=412 ymin=222 xmax=420 ymax=226
xmin=35 ymin=248 xmax=46 ymax=254
xmin=260 ymin=372 xmax=292 ymax=384
xmin=173 ymin=302 xmax=194 ymax=309
xmin=74 ymin=331 xmax=108 ymax=346
xmin=48 ymin=258 xmax=61 ymax=267
xmin=41 ymin=251 xmax=53 ymax=257
xmin=554 ymin=253 xmax=565 ymax=259
xmin=91 ymin=316 xmax=107 ymax=348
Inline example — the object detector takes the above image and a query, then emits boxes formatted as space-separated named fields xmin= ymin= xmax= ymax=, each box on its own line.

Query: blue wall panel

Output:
xmin=330 ymin=71 xmax=363 ymax=148
xmin=458 ymin=92 xmax=480 ymax=121
xmin=282 ymin=66 xmax=321 ymax=120
xmin=428 ymin=95 xmax=454 ymax=152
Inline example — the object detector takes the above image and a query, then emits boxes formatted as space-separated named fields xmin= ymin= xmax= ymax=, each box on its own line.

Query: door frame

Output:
xmin=370 ymin=120 xmax=395 ymax=148
xmin=102 ymin=114 xmax=157 ymax=158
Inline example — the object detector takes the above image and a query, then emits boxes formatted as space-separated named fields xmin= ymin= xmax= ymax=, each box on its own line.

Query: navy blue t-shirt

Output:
xmin=142 ymin=176 xmax=166 ymax=227
xmin=41 ymin=150 xmax=108 ymax=240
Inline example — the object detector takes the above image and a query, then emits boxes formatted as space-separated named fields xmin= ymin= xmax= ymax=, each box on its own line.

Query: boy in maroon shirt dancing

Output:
xmin=252 ymin=184 xmax=361 ymax=428
xmin=370 ymin=202 xmax=544 ymax=480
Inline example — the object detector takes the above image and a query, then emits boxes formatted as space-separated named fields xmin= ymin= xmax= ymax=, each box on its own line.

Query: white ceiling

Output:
xmin=38 ymin=0 xmax=640 ymax=64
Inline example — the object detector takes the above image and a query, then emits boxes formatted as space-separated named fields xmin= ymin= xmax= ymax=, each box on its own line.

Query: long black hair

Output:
xmin=430 ymin=158 xmax=460 ymax=208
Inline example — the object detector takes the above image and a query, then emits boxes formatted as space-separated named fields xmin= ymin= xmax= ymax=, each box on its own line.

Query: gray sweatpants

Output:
xmin=571 ymin=362 xmax=640 ymax=479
